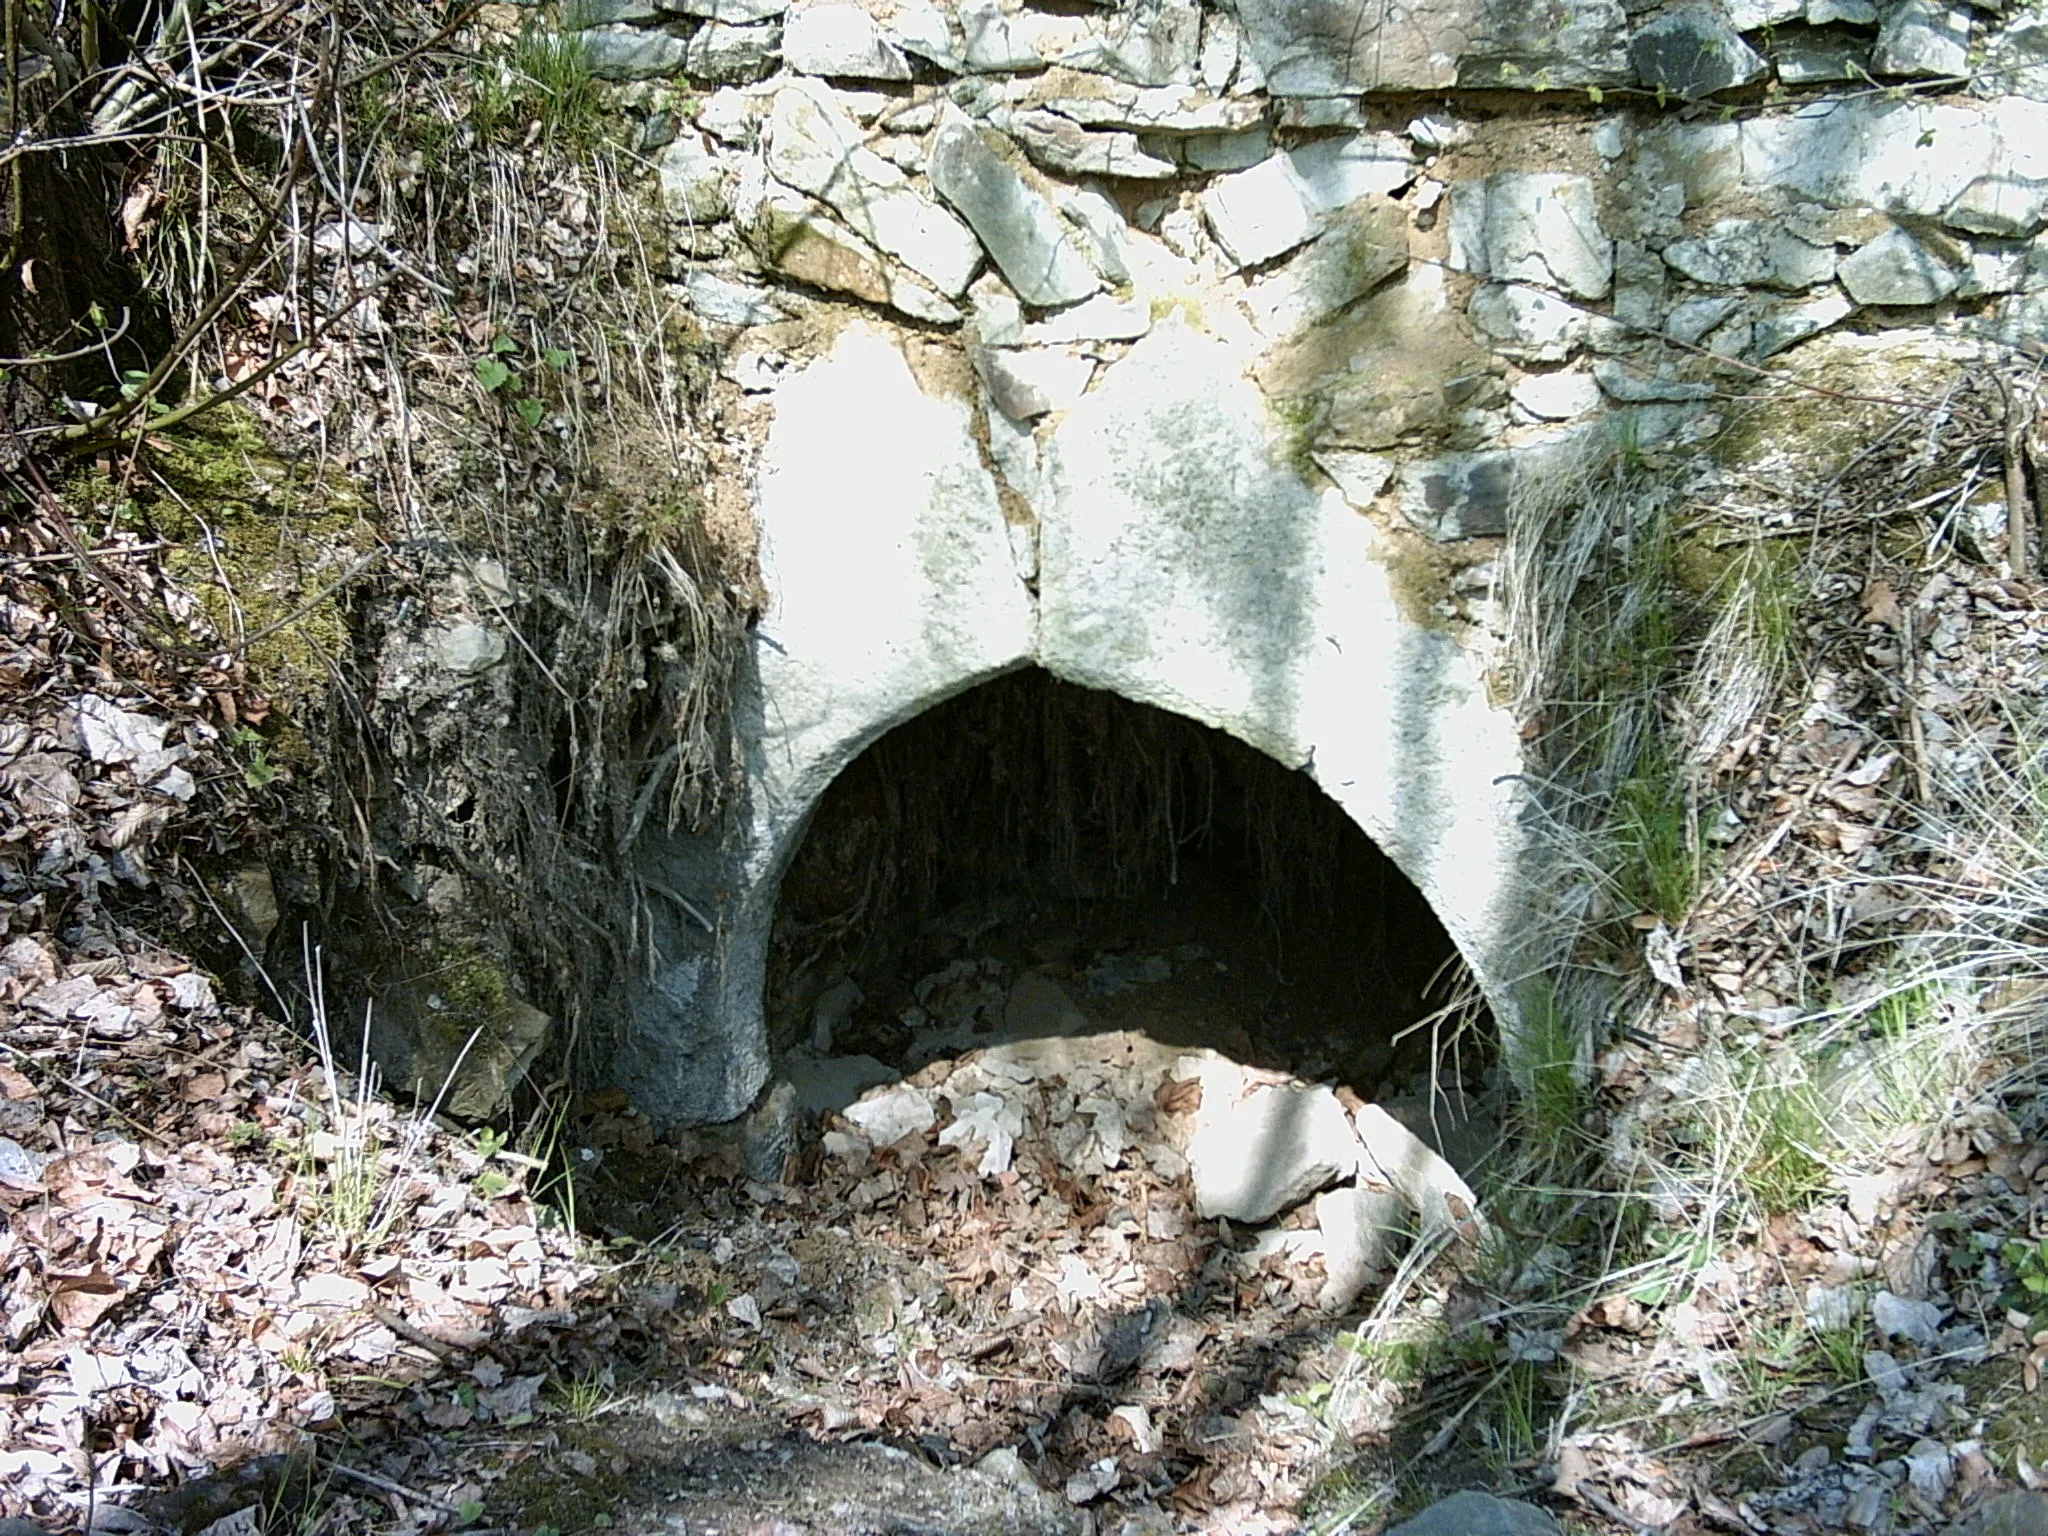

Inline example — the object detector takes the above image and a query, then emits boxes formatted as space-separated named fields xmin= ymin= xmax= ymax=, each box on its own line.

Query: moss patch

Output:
xmin=145 ymin=405 xmax=376 ymax=731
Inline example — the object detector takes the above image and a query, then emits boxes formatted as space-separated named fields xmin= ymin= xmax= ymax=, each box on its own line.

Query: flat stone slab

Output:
xmin=1384 ymin=1491 xmax=1561 ymax=1536
xmin=929 ymin=115 xmax=1101 ymax=307
xmin=1184 ymin=1058 xmax=1357 ymax=1222
xmin=1449 ymin=173 xmax=1613 ymax=300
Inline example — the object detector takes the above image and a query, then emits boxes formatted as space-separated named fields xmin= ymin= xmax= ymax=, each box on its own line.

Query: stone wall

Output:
xmin=560 ymin=0 xmax=2048 ymax=1122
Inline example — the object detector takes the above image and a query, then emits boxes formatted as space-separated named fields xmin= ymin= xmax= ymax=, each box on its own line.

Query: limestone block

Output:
xmin=665 ymin=0 xmax=786 ymax=22
xmin=1353 ymin=1102 xmax=1486 ymax=1240
xmin=767 ymin=83 xmax=983 ymax=296
xmin=1202 ymin=155 xmax=1321 ymax=267
xmin=1725 ymin=0 xmax=1800 ymax=27
xmin=842 ymin=1084 xmax=937 ymax=1145
xmin=1448 ymin=173 xmax=1613 ymax=300
xmin=581 ymin=25 xmax=690 ymax=80
xmin=564 ymin=0 xmax=661 ymax=25
xmin=972 ymin=344 xmax=1097 ymax=420
xmin=657 ymin=133 xmax=732 ymax=222
xmin=1512 ymin=369 xmax=1603 ymax=419
xmin=1468 ymin=282 xmax=1612 ymax=361
xmin=1183 ymin=1059 xmax=1358 ymax=1221
xmin=999 ymin=110 xmax=1180 ymax=180
xmin=1242 ymin=197 xmax=1409 ymax=338
xmin=1316 ymin=1184 xmax=1407 ymax=1311
xmin=929 ymin=117 xmax=1103 ymax=306
xmin=683 ymin=272 xmax=785 ymax=326
xmin=1629 ymin=5 xmax=1766 ymax=98
xmin=1775 ymin=34 xmax=1869 ymax=83
xmin=1748 ymin=288 xmax=1854 ymax=357
xmin=959 ymin=0 xmax=1042 ymax=70
xmin=683 ymin=20 xmax=782 ymax=81
xmin=781 ymin=3 xmax=912 ymax=77
xmin=1397 ymin=449 xmax=1519 ymax=540
xmin=1233 ymin=0 xmax=1625 ymax=92
xmin=1737 ymin=100 xmax=2017 ymax=220
xmin=1662 ymin=217 xmax=1837 ymax=290
xmin=1873 ymin=0 xmax=1971 ymax=77
xmin=1944 ymin=176 xmax=2048 ymax=239
xmin=1838 ymin=225 xmax=1962 ymax=305
xmin=753 ymin=201 xmax=964 ymax=323
xmin=1060 ymin=0 xmax=1202 ymax=86
xmin=1022 ymin=293 xmax=1152 ymax=344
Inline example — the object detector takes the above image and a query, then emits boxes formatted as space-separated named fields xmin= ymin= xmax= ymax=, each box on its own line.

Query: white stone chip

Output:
xmin=1185 ymin=1059 xmax=1357 ymax=1222
xmin=842 ymin=1084 xmax=938 ymax=1145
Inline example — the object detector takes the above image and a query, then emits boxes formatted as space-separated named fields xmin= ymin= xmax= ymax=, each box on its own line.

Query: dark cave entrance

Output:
xmin=764 ymin=669 xmax=1476 ymax=1099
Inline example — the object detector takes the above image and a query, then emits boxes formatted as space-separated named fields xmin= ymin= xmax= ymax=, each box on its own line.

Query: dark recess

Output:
xmin=765 ymin=667 xmax=1475 ymax=1094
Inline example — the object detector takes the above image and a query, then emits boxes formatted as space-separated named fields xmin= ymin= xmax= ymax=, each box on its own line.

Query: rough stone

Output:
xmin=1000 ymin=110 xmax=1179 ymax=180
xmin=1382 ymin=1492 xmax=1560 ymax=1536
xmin=435 ymin=622 xmax=506 ymax=675
xmin=1665 ymin=293 xmax=1740 ymax=345
xmin=1942 ymin=1492 xmax=2048 ymax=1536
xmin=1448 ymin=173 xmax=1613 ymax=300
xmin=1003 ymin=972 xmax=1092 ymax=1037
xmin=781 ymin=3 xmax=913 ymax=77
xmin=1231 ymin=0 xmax=1630 ymax=93
xmin=665 ymin=0 xmax=786 ymax=21
xmin=1397 ymin=448 xmax=1520 ymax=539
xmin=843 ymin=1084 xmax=938 ymax=1145
xmin=1202 ymin=154 xmax=1321 ymax=267
xmin=1661 ymin=217 xmax=1837 ymax=289
xmin=1277 ymin=96 xmax=1365 ymax=129
xmin=1316 ymin=1184 xmax=1407 ymax=1311
xmin=1837 ymin=225 xmax=1962 ymax=305
xmin=889 ymin=1 xmax=964 ymax=68
xmin=684 ymin=270 xmax=785 ymax=327
xmin=1725 ymin=0 xmax=1800 ymax=27
xmin=695 ymin=87 xmax=759 ymax=144
xmin=972 ymin=344 xmax=1097 ymax=419
xmin=1023 ymin=292 xmax=1151 ymax=344
xmin=1060 ymin=0 xmax=1202 ymax=86
xmin=1749 ymin=287 xmax=1854 ymax=356
xmin=657 ymin=133 xmax=732 ymax=222
xmin=1242 ymin=196 xmax=1408 ymax=336
xmin=959 ymin=0 xmax=1043 ymax=70
xmin=1591 ymin=360 xmax=1715 ymax=402
xmin=564 ymin=0 xmax=660 ymax=25
xmin=684 ymin=20 xmax=782 ymax=81
xmin=1182 ymin=126 xmax=1273 ymax=172
xmin=1285 ymin=132 xmax=1418 ymax=210
xmin=580 ymin=25 xmax=690 ymax=79
xmin=1873 ymin=0 xmax=1971 ymax=77
xmin=1311 ymin=449 xmax=1395 ymax=505
xmin=754 ymin=201 xmax=964 ymax=322
xmin=1629 ymin=5 xmax=1766 ymax=98
xmin=1183 ymin=1058 xmax=1357 ymax=1221
xmin=929 ymin=117 xmax=1102 ymax=307
xmin=1944 ymin=175 xmax=2048 ymax=238
xmin=1737 ymin=99 xmax=2048 ymax=221
xmin=768 ymin=83 xmax=983 ymax=296
xmin=1513 ymin=368 xmax=1603 ymax=419
xmin=1468 ymin=282 xmax=1611 ymax=361
xmin=1775 ymin=33 xmax=1868 ymax=83
xmin=1806 ymin=0 xmax=1875 ymax=20
xmin=1061 ymin=190 xmax=1134 ymax=285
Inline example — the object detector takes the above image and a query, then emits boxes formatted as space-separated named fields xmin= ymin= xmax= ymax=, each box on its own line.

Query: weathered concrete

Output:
xmin=617 ymin=316 xmax=1534 ymax=1126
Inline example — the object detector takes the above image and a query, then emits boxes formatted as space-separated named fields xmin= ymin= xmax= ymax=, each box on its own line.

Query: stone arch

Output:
xmin=614 ymin=320 xmax=1531 ymax=1126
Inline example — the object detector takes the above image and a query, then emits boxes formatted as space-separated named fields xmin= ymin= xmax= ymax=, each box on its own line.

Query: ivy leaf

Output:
xmin=457 ymin=1502 xmax=484 ymax=1525
xmin=542 ymin=347 xmax=574 ymax=369
xmin=489 ymin=334 xmax=518 ymax=355
xmin=475 ymin=357 xmax=514 ymax=392
xmin=513 ymin=395 xmax=545 ymax=428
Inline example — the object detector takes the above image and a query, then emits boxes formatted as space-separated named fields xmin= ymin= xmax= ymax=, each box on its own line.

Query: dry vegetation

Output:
xmin=5 ymin=0 xmax=2048 ymax=1531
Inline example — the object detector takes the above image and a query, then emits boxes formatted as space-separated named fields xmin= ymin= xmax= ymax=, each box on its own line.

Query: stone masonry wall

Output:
xmin=543 ymin=0 xmax=2048 ymax=1122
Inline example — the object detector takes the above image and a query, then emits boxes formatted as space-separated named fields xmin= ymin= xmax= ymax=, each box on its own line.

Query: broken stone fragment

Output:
xmin=1382 ymin=1491 xmax=1561 ymax=1536
xmin=1059 ymin=0 xmax=1202 ymax=86
xmin=929 ymin=116 xmax=1103 ymax=307
xmin=1315 ymin=1183 xmax=1407 ymax=1311
xmin=1183 ymin=1058 xmax=1357 ymax=1222
xmin=753 ymin=201 xmax=964 ymax=323
xmin=683 ymin=20 xmax=782 ymax=82
xmin=664 ymin=0 xmax=787 ymax=22
xmin=767 ymin=83 xmax=983 ymax=296
xmin=1944 ymin=175 xmax=2048 ymax=239
xmin=1243 ymin=196 xmax=1408 ymax=338
xmin=841 ymin=1083 xmax=937 ymax=1145
xmin=1352 ymin=1102 xmax=1487 ymax=1241
xmin=656 ymin=133 xmax=732 ymax=222
xmin=434 ymin=622 xmax=506 ymax=676
xmin=579 ymin=25 xmax=691 ymax=80
xmin=1513 ymin=368 xmax=1604 ymax=419
xmin=997 ymin=109 xmax=1179 ymax=180
xmin=972 ymin=344 xmax=1096 ymax=420
xmin=1873 ymin=0 xmax=1972 ymax=77
xmin=1629 ymin=5 xmax=1766 ymax=98
xmin=1837 ymin=225 xmax=1961 ymax=305
xmin=1468 ymin=282 xmax=1615 ymax=362
xmin=1448 ymin=172 xmax=1613 ymax=300
xmin=780 ymin=2 xmax=912 ymax=78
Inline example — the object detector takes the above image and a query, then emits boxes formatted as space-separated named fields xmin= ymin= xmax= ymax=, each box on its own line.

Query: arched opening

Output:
xmin=764 ymin=667 xmax=1482 ymax=1098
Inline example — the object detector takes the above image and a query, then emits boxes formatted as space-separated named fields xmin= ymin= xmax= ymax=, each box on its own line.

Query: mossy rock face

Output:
xmin=368 ymin=935 xmax=553 ymax=1119
xmin=147 ymin=405 xmax=377 ymax=740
